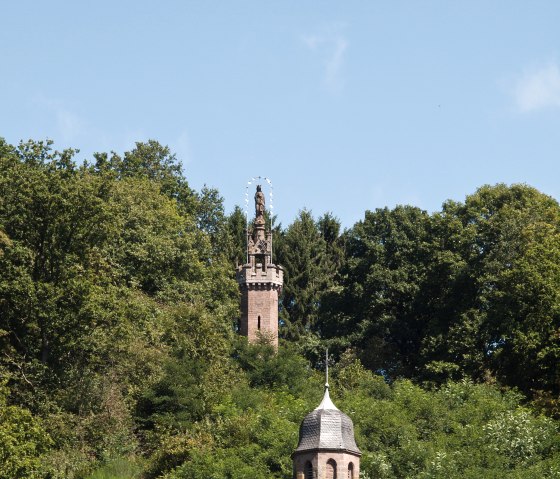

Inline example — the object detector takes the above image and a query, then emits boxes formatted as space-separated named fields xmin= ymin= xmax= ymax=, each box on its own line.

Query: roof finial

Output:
xmin=325 ymin=347 xmax=329 ymax=390
xmin=315 ymin=347 xmax=338 ymax=410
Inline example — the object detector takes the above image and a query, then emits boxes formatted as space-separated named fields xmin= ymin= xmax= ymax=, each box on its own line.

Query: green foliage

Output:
xmin=431 ymin=184 xmax=560 ymax=395
xmin=86 ymin=457 xmax=143 ymax=479
xmin=154 ymin=386 xmax=306 ymax=479
xmin=322 ymin=184 xmax=560 ymax=401
xmin=164 ymin=448 xmax=271 ymax=479
xmin=276 ymin=210 xmax=340 ymax=339
xmin=225 ymin=205 xmax=247 ymax=266
xmin=93 ymin=140 xmax=197 ymax=214
xmin=0 ymin=137 xmax=237 ymax=477
xmin=338 ymin=376 xmax=560 ymax=479
xmin=0 ymin=383 xmax=51 ymax=479
xmin=2 ymin=136 xmax=560 ymax=478
xmin=320 ymin=205 xmax=433 ymax=375
xmin=234 ymin=339 xmax=321 ymax=396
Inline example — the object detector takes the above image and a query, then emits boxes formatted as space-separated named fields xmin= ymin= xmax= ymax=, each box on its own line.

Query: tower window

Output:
xmin=348 ymin=462 xmax=354 ymax=479
xmin=258 ymin=315 xmax=261 ymax=330
xmin=304 ymin=461 xmax=313 ymax=479
xmin=326 ymin=459 xmax=337 ymax=479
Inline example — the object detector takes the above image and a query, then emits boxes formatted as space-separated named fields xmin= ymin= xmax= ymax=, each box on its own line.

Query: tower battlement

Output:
xmin=236 ymin=263 xmax=284 ymax=287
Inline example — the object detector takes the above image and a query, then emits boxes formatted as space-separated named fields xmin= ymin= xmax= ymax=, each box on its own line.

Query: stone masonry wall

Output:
xmin=293 ymin=451 xmax=360 ymax=479
xmin=240 ymin=284 xmax=279 ymax=348
xmin=237 ymin=263 xmax=283 ymax=349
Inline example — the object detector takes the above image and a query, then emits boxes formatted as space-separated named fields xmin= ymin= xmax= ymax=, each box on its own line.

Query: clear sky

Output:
xmin=2 ymin=1 xmax=560 ymax=227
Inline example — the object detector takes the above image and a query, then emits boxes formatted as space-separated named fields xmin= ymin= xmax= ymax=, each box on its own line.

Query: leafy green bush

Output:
xmin=0 ymin=383 xmax=51 ymax=479
xmin=86 ymin=457 xmax=143 ymax=479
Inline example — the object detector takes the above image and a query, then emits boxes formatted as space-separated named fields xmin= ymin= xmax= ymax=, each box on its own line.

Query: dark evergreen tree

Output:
xmin=275 ymin=210 xmax=334 ymax=339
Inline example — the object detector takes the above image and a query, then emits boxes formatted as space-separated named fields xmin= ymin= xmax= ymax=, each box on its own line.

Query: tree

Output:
xmin=275 ymin=210 xmax=333 ymax=339
xmin=319 ymin=205 xmax=434 ymax=377
xmin=93 ymin=140 xmax=197 ymax=214
xmin=225 ymin=206 xmax=247 ymax=267
xmin=407 ymin=184 xmax=560 ymax=396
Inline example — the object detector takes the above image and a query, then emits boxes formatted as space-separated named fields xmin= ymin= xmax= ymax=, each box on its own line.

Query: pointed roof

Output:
xmin=315 ymin=386 xmax=338 ymax=411
xmin=293 ymin=351 xmax=361 ymax=456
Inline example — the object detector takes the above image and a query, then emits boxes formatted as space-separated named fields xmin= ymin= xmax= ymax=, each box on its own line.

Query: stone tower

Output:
xmin=236 ymin=185 xmax=283 ymax=348
xmin=292 ymin=359 xmax=361 ymax=478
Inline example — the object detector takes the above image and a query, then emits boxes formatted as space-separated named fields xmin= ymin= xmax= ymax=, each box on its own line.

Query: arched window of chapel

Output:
xmin=326 ymin=459 xmax=337 ymax=479
xmin=348 ymin=462 xmax=354 ymax=479
xmin=304 ymin=461 xmax=313 ymax=479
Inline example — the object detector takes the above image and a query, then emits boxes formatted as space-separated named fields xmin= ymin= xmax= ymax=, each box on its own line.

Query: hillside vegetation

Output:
xmin=1 ymin=138 xmax=560 ymax=478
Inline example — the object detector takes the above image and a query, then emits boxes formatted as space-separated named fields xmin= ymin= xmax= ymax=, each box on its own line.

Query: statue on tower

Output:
xmin=255 ymin=184 xmax=265 ymax=218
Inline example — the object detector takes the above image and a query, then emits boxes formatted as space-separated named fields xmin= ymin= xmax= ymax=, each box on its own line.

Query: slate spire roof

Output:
xmin=293 ymin=352 xmax=361 ymax=455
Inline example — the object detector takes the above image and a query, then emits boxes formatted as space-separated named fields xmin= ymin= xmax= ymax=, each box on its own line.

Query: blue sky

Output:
xmin=2 ymin=1 xmax=560 ymax=227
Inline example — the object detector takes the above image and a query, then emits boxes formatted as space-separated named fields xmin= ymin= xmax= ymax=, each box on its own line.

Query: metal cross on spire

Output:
xmin=325 ymin=348 xmax=329 ymax=390
xmin=315 ymin=347 xmax=338 ymax=411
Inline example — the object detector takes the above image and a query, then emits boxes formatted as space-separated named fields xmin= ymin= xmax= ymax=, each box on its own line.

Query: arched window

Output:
xmin=347 ymin=462 xmax=354 ymax=479
xmin=326 ymin=459 xmax=337 ymax=479
xmin=257 ymin=315 xmax=261 ymax=330
xmin=304 ymin=461 xmax=313 ymax=479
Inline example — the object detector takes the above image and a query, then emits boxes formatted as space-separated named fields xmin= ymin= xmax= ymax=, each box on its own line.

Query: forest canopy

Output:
xmin=1 ymin=137 xmax=560 ymax=478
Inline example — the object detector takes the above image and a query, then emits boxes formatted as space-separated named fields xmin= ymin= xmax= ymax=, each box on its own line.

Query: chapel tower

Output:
xmin=236 ymin=185 xmax=284 ymax=348
xmin=292 ymin=355 xmax=361 ymax=478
